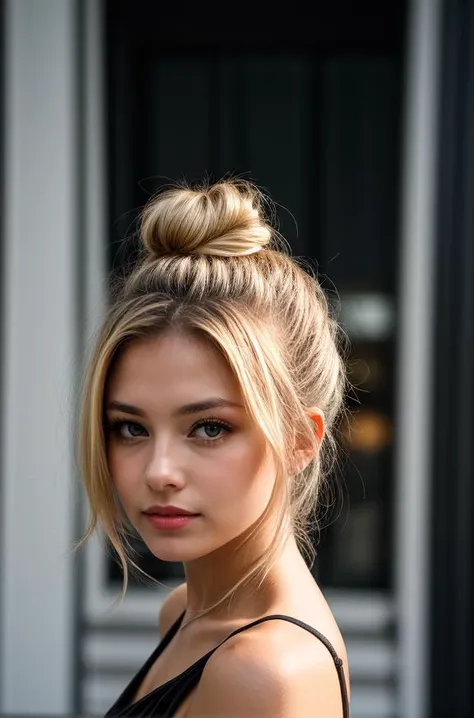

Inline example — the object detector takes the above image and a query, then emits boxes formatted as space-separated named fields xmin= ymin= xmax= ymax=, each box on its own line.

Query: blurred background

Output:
xmin=1 ymin=0 xmax=473 ymax=716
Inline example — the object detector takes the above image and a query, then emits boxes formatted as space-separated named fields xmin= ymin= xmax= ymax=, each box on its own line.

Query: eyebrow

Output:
xmin=106 ymin=398 xmax=244 ymax=417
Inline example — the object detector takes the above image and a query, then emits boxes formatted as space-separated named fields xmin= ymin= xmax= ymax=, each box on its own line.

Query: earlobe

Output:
xmin=291 ymin=408 xmax=325 ymax=474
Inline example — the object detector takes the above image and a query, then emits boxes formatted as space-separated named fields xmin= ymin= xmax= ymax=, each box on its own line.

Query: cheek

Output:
xmin=107 ymin=445 xmax=135 ymax=497
xmin=206 ymin=439 xmax=275 ymax=514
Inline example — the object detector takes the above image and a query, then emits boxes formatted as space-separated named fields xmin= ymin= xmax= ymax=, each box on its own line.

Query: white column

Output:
xmin=1 ymin=0 xmax=78 ymax=713
xmin=83 ymin=0 xmax=108 ymax=334
xmin=395 ymin=0 xmax=441 ymax=717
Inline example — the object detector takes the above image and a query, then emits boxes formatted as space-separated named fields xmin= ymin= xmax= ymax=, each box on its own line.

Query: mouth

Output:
xmin=143 ymin=506 xmax=199 ymax=518
xmin=143 ymin=512 xmax=200 ymax=531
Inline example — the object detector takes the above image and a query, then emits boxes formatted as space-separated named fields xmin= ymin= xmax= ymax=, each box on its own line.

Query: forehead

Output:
xmin=106 ymin=331 xmax=241 ymax=404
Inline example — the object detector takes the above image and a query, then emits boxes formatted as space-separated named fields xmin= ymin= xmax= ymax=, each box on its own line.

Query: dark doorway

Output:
xmin=104 ymin=0 xmax=407 ymax=593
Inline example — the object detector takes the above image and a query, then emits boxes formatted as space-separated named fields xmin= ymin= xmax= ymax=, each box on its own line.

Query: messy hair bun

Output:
xmin=139 ymin=180 xmax=273 ymax=258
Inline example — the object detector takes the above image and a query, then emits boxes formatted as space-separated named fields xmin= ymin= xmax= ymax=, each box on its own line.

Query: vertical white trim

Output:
xmin=83 ymin=0 xmax=107 ymax=337
xmin=80 ymin=0 xmax=115 ymax=621
xmin=395 ymin=1 xmax=441 ymax=717
xmin=0 ymin=0 xmax=78 ymax=712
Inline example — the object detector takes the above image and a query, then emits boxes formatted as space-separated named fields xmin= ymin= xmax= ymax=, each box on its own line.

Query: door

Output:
xmin=81 ymin=3 xmax=407 ymax=715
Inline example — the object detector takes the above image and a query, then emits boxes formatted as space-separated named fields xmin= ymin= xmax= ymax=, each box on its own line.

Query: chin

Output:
xmin=143 ymin=538 xmax=211 ymax=564
xmin=144 ymin=533 xmax=236 ymax=564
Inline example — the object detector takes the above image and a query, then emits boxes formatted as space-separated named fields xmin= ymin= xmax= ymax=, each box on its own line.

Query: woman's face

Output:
xmin=105 ymin=330 xmax=277 ymax=563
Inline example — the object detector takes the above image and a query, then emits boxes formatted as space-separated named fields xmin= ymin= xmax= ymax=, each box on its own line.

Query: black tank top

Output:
xmin=105 ymin=611 xmax=350 ymax=717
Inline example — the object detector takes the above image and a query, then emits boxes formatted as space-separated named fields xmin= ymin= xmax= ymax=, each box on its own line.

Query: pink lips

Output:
xmin=143 ymin=505 xmax=199 ymax=531
xmin=144 ymin=504 xmax=196 ymax=516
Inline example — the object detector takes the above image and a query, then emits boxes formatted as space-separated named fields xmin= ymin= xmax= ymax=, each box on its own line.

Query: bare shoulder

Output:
xmin=187 ymin=618 xmax=348 ymax=718
xmin=158 ymin=583 xmax=187 ymax=637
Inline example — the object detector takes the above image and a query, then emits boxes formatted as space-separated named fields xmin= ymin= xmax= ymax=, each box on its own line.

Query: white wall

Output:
xmin=1 ymin=0 xmax=78 ymax=713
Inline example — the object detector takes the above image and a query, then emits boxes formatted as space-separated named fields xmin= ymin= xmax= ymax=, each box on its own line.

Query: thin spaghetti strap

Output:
xmin=212 ymin=614 xmax=350 ymax=718
xmin=160 ymin=611 xmax=185 ymax=649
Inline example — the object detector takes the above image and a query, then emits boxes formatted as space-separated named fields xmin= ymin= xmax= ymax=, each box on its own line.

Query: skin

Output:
xmin=106 ymin=330 xmax=349 ymax=717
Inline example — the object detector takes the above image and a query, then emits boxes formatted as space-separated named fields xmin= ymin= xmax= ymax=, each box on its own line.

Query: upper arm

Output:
xmin=158 ymin=582 xmax=187 ymax=638
xmin=186 ymin=630 xmax=347 ymax=718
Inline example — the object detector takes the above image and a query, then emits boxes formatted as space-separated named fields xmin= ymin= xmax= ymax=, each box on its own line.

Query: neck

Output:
xmin=182 ymin=522 xmax=309 ymax=623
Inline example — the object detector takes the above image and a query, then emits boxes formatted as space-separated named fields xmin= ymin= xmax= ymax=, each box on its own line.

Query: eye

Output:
xmin=190 ymin=419 xmax=232 ymax=442
xmin=109 ymin=420 xmax=148 ymax=440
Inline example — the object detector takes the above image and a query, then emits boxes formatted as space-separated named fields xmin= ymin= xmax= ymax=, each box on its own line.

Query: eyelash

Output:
xmin=190 ymin=418 xmax=233 ymax=445
xmin=107 ymin=420 xmax=147 ymax=441
xmin=107 ymin=418 xmax=233 ymax=445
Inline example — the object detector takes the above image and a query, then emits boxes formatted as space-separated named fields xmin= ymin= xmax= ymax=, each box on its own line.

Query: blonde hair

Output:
xmin=78 ymin=179 xmax=347 ymax=611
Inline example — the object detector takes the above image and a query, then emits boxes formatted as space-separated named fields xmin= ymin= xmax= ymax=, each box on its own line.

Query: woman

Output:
xmin=79 ymin=179 xmax=351 ymax=717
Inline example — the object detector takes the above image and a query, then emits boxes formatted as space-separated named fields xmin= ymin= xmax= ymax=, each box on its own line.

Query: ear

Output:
xmin=292 ymin=407 xmax=325 ymax=474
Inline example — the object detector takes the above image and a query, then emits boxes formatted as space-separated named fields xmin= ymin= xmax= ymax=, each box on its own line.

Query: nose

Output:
xmin=144 ymin=438 xmax=185 ymax=492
